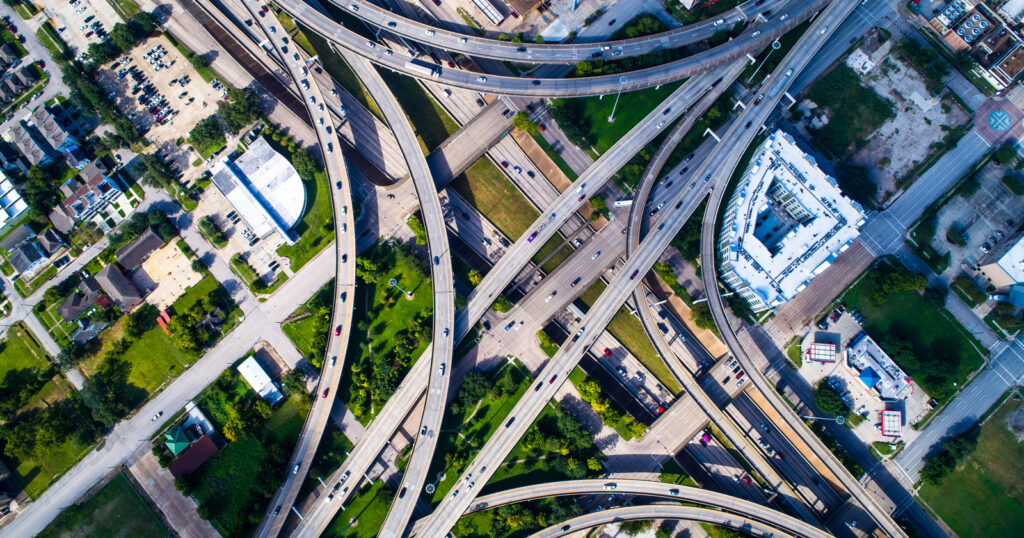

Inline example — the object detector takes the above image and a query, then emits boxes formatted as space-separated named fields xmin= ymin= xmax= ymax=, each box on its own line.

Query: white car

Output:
xmin=366 ymin=40 xmax=375 ymax=48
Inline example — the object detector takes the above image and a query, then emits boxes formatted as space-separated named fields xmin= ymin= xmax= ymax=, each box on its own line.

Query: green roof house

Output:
xmin=164 ymin=427 xmax=193 ymax=456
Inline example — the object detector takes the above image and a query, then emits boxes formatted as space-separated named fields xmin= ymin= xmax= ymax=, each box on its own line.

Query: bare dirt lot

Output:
xmin=852 ymin=45 xmax=971 ymax=202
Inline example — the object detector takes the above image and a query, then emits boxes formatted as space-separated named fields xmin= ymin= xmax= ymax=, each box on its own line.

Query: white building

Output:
xmin=979 ymin=231 xmax=1024 ymax=288
xmin=846 ymin=333 xmax=912 ymax=402
xmin=717 ymin=131 xmax=865 ymax=313
xmin=237 ymin=355 xmax=284 ymax=405
xmin=881 ymin=409 xmax=903 ymax=438
xmin=209 ymin=137 xmax=305 ymax=244
xmin=0 ymin=169 xmax=27 ymax=231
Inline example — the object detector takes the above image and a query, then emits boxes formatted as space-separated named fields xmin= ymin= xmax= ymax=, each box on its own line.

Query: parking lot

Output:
xmin=93 ymin=35 xmax=223 ymax=184
xmin=45 ymin=0 xmax=123 ymax=57
xmin=193 ymin=188 xmax=291 ymax=279
xmin=931 ymin=160 xmax=1024 ymax=282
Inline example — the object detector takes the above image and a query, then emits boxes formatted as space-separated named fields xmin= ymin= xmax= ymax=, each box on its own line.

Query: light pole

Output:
xmin=800 ymin=413 xmax=845 ymax=426
xmin=747 ymin=40 xmax=781 ymax=84
xmin=608 ymin=75 xmax=628 ymax=123
xmin=388 ymin=277 xmax=412 ymax=298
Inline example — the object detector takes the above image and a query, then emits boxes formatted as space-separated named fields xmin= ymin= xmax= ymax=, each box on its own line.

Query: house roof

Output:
xmin=0 ymin=44 xmax=16 ymax=64
xmin=8 ymin=241 xmax=43 ymax=274
xmin=115 ymin=227 xmax=165 ymax=270
xmin=0 ymin=223 xmax=33 ymax=253
xmin=29 ymin=107 xmax=71 ymax=151
xmin=36 ymin=228 xmax=64 ymax=256
xmin=169 ymin=434 xmax=219 ymax=478
xmin=57 ymin=291 xmax=96 ymax=322
xmin=8 ymin=123 xmax=51 ymax=167
xmin=164 ymin=427 xmax=192 ymax=456
xmin=95 ymin=264 xmax=142 ymax=309
xmin=80 ymin=275 xmax=101 ymax=294
xmin=858 ymin=367 xmax=882 ymax=390
xmin=47 ymin=206 xmax=75 ymax=233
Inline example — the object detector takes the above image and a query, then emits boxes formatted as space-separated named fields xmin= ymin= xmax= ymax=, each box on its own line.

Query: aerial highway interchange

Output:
xmin=5 ymin=0 xmax=1013 ymax=537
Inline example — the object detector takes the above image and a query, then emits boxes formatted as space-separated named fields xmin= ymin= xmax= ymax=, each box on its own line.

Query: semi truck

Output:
xmin=765 ymin=68 xmax=793 ymax=100
xmin=406 ymin=59 xmax=440 ymax=78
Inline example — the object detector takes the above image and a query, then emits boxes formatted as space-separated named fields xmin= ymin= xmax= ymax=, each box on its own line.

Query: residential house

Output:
xmin=95 ymin=263 xmax=142 ymax=310
xmin=64 ymin=144 xmax=91 ymax=170
xmin=0 ymin=141 xmax=25 ymax=174
xmin=0 ymin=223 xmax=32 ymax=253
xmin=57 ymin=290 xmax=97 ymax=322
xmin=168 ymin=434 xmax=219 ymax=478
xmin=29 ymin=106 xmax=78 ymax=154
xmin=5 ymin=123 xmax=54 ymax=168
xmin=0 ymin=224 xmax=45 ymax=277
xmin=35 ymin=227 xmax=64 ymax=256
xmin=0 ymin=44 xmax=18 ymax=66
xmin=115 ymin=227 xmax=165 ymax=271
xmin=48 ymin=162 xmax=131 ymax=234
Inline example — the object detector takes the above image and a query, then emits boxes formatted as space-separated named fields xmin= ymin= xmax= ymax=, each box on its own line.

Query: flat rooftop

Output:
xmin=847 ymin=333 xmax=912 ymax=401
xmin=995 ymin=234 xmax=1024 ymax=283
xmin=721 ymin=131 xmax=865 ymax=310
xmin=209 ymin=137 xmax=305 ymax=244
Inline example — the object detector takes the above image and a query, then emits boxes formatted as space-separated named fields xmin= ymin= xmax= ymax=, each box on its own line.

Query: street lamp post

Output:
xmin=800 ymin=413 xmax=845 ymax=426
xmin=747 ymin=40 xmax=782 ymax=84
xmin=608 ymin=76 xmax=628 ymax=123
xmin=388 ymin=277 xmax=413 ymax=298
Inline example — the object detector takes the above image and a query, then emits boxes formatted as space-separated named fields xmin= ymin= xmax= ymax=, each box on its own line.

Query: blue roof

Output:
xmin=858 ymin=367 xmax=881 ymax=389
xmin=1008 ymin=284 xmax=1024 ymax=309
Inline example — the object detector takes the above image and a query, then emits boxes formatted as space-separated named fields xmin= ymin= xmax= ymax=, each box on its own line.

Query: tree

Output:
xmin=467 ymin=269 xmax=482 ymax=286
xmin=492 ymin=296 xmax=513 ymax=313
xmin=251 ymin=400 xmax=273 ymax=421
xmin=512 ymin=111 xmax=539 ymax=135
xmin=691 ymin=302 xmax=715 ymax=330
xmin=110 ymin=23 xmax=137 ymax=51
xmin=282 ymin=368 xmax=306 ymax=395
xmin=220 ymin=88 xmax=260 ymax=133
xmin=406 ymin=215 xmax=427 ymax=245
xmin=78 ymin=358 xmax=135 ymax=427
xmin=223 ymin=418 xmax=244 ymax=442
xmin=189 ymin=114 xmax=225 ymax=150
xmin=131 ymin=11 xmax=160 ymax=36
xmin=533 ymin=34 xmax=544 ymax=44
xmin=814 ymin=379 xmax=849 ymax=418
xmin=995 ymin=143 xmax=1017 ymax=165
xmin=620 ymin=520 xmax=653 ymax=536
xmin=291 ymin=145 xmax=320 ymax=181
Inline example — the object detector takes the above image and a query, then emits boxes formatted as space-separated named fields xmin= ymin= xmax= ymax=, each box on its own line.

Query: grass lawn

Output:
xmin=531 ymin=133 xmax=578 ymax=180
xmin=189 ymin=134 xmax=226 ymax=161
xmin=283 ymin=281 xmax=334 ymax=358
xmin=806 ymin=64 xmax=895 ymax=157
xmin=842 ymin=263 xmax=984 ymax=402
xmin=426 ymin=362 xmax=532 ymax=504
xmin=14 ymin=264 xmax=57 ymax=298
xmin=534 ymin=234 xmax=573 ymax=275
xmin=341 ymin=243 xmax=432 ymax=424
xmin=276 ymin=162 xmax=333 ymax=269
xmin=0 ymin=321 xmax=51 ymax=379
xmin=378 ymin=67 xmax=459 ymax=153
xmin=919 ymin=397 xmax=1024 ymax=537
xmin=577 ymin=280 xmax=682 ymax=394
xmin=553 ymin=82 xmax=682 ymax=154
xmin=322 ymin=480 xmax=395 ymax=537
xmin=568 ymin=367 xmax=635 ymax=440
xmin=105 ymin=0 xmax=140 ymax=19
xmin=450 ymin=157 xmax=539 ymax=241
xmin=39 ymin=472 xmax=166 ymax=538
xmin=659 ymin=456 xmax=698 ymax=487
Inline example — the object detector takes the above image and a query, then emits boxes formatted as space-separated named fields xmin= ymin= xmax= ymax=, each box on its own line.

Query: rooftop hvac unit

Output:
xmin=965 ymin=20 xmax=973 ymax=28
xmin=958 ymin=27 xmax=966 ymax=35
xmin=974 ymin=28 xmax=982 ymax=35
xmin=973 ymin=13 xmax=980 ymax=21
xmin=965 ymin=34 xmax=974 ymax=42
xmin=981 ymin=20 xmax=989 ymax=28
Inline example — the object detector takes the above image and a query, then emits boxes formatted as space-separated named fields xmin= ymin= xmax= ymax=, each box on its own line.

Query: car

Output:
xmin=476 ymin=98 xmax=485 ymax=107
xmin=515 ymin=321 xmax=523 ymax=330
xmin=736 ymin=371 xmax=744 ymax=379
xmin=571 ymin=277 xmax=581 ymax=287
xmin=366 ymin=40 xmax=375 ymax=48
xmin=331 ymin=356 xmax=337 ymax=366
xmin=439 ymin=363 xmax=446 ymax=375
xmin=421 ymin=426 xmax=428 ymax=435
xmin=603 ymin=483 xmax=617 ymax=490
xmin=656 ymin=121 xmax=665 ymax=128
xmin=342 ymin=470 xmax=351 ymax=481
xmin=443 ymin=328 xmax=449 ymax=337
xmin=742 ymin=475 xmax=752 ymax=485
xmin=477 ymin=76 xmax=487 ymax=82
xmin=736 ymin=378 xmax=745 ymax=388
xmin=629 ymin=269 xmax=639 ymax=279
xmin=293 ymin=464 xmax=300 ymax=474
xmin=322 ymin=388 xmax=330 ymax=399
xmin=500 ymin=160 xmax=508 ymax=168
xmin=269 ymin=25 xmax=276 ymax=33
xmin=398 ymin=486 xmax=407 ymax=498
xmin=531 ymin=80 xmax=541 ymax=85
xmin=341 ymin=254 xmax=348 ymax=263
xmin=447 ymin=61 xmax=455 ymax=68
xmin=549 ymin=374 xmax=557 ymax=384
xmin=336 ymin=181 xmax=342 ymax=190
xmin=152 ymin=411 xmax=163 ymax=421
xmin=85 ymin=31 xmax=93 ymax=37
xmin=513 ymin=165 xmax=522 ymax=173
xmin=545 ymin=291 xmax=556 ymax=302
xmin=591 ymin=251 xmax=601 ymax=260
xmin=527 ymin=231 xmax=538 ymax=242
xmin=732 ymin=474 xmax=740 ymax=483
xmin=504 ymin=322 xmax=514 ymax=332
xmin=335 ymin=325 xmax=342 ymax=336
xmin=505 ymin=417 xmax=515 ymax=427
xmin=607 ymin=18 xmax=617 ymax=26
xmin=669 ymin=488 xmax=679 ymax=495
xmin=433 ymin=256 xmax=439 ymax=265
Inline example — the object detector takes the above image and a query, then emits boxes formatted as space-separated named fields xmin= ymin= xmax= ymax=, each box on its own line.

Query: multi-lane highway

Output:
xmin=242 ymin=1 xmax=359 ymax=535
xmin=407 ymin=479 xmax=829 ymax=538
xmin=276 ymin=0 xmax=826 ymax=96
xmin=532 ymin=505 xmax=816 ymax=538
xmin=332 ymin=50 xmax=456 ymax=537
xmin=332 ymin=0 xmax=787 ymax=62
xmin=694 ymin=1 xmax=907 ymax=536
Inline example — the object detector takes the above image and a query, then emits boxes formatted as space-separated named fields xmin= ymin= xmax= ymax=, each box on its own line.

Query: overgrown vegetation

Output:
xmin=920 ymin=430 xmax=978 ymax=485
xmin=571 ymin=368 xmax=646 ymax=439
xmin=806 ymin=65 xmax=895 ymax=157
xmin=813 ymin=379 xmax=850 ymax=420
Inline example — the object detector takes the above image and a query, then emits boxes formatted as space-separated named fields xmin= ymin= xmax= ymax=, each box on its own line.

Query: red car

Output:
xmin=549 ymin=375 xmax=557 ymax=384
xmin=335 ymin=325 xmax=342 ymax=336
xmin=603 ymin=348 xmax=611 ymax=356
xmin=538 ymin=123 xmax=546 ymax=132
xmin=500 ymin=161 xmax=509 ymax=168
xmin=447 ymin=61 xmax=455 ymax=68
xmin=657 ymin=406 xmax=665 ymax=414
xmin=322 ymin=388 xmax=330 ymax=399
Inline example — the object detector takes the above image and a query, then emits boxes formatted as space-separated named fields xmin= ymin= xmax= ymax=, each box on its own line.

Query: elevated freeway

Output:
xmin=289 ymin=63 xmax=736 ymax=538
xmin=242 ymin=1 xmax=359 ymax=535
xmin=331 ymin=50 xmax=457 ymax=537
xmin=332 ymin=0 xmax=787 ymax=63
xmin=532 ymin=505 xmax=819 ymax=538
xmin=408 ymin=479 xmax=830 ymax=538
xmin=276 ymin=0 xmax=825 ymax=96
xmin=693 ymin=1 xmax=907 ymax=536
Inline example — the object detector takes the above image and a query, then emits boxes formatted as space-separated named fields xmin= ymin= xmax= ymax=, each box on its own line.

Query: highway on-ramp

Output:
xmin=242 ymin=1 xmax=358 ymax=535
xmin=332 ymin=50 xmax=457 ymax=538
xmin=331 ymin=0 xmax=787 ymax=62
xmin=276 ymin=0 xmax=825 ymax=96
xmin=408 ymin=479 xmax=830 ymax=538
xmin=694 ymin=1 xmax=906 ymax=536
